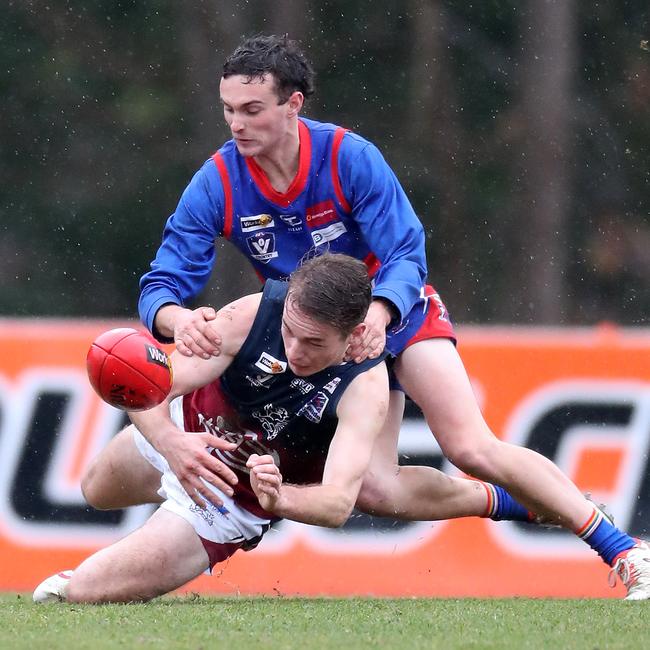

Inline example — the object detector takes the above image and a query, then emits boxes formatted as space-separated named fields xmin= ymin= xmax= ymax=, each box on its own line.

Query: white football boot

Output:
xmin=609 ymin=541 xmax=650 ymax=601
xmin=32 ymin=570 xmax=73 ymax=603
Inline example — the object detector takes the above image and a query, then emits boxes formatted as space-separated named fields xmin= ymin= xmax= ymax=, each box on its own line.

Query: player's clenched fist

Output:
xmin=247 ymin=453 xmax=282 ymax=510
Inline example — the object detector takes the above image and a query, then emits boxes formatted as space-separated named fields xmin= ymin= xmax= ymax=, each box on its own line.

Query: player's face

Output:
xmin=281 ymin=299 xmax=354 ymax=377
xmin=220 ymin=74 xmax=301 ymax=158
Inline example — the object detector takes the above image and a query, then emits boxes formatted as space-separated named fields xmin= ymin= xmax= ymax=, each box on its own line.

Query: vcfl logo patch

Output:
xmin=246 ymin=232 xmax=278 ymax=263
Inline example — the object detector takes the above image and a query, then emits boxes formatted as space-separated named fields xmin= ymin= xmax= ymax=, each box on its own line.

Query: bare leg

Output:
xmin=394 ymin=338 xmax=593 ymax=529
xmin=81 ymin=424 xmax=163 ymax=510
xmin=356 ymin=390 xmax=493 ymax=520
xmin=66 ymin=508 xmax=209 ymax=603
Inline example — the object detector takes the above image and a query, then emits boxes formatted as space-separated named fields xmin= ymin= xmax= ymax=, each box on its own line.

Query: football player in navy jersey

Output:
xmin=134 ymin=35 xmax=649 ymax=598
xmin=35 ymin=255 xmax=513 ymax=603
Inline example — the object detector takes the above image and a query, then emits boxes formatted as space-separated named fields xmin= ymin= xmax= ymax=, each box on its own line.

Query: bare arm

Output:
xmin=247 ymin=362 xmax=389 ymax=527
xmin=130 ymin=293 xmax=261 ymax=508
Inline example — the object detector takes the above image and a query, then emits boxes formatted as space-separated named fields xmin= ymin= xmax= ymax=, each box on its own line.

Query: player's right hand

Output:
xmin=173 ymin=306 xmax=222 ymax=360
xmin=247 ymin=454 xmax=282 ymax=512
xmin=160 ymin=430 xmax=239 ymax=509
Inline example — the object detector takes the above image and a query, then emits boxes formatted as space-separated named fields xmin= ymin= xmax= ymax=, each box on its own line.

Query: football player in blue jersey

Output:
xmin=134 ymin=35 xmax=649 ymax=598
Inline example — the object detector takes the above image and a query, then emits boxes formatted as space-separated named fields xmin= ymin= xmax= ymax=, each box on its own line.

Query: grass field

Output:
xmin=1 ymin=594 xmax=648 ymax=649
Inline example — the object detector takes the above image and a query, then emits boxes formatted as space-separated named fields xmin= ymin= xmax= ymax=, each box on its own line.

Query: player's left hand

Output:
xmin=247 ymin=454 xmax=282 ymax=511
xmin=345 ymin=299 xmax=393 ymax=363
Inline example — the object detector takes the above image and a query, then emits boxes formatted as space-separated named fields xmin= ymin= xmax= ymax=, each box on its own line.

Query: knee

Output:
xmin=66 ymin=570 xmax=153 ymax=604
xmin=355 ymin=471 xmax=394 ymax=516
xmin=443 ymin=438 xmax=501 ymax=480
xmin=80 ymin=460 xmax=109 ymax=510
xmin=65 ymin=576 xmax=93 ymax=604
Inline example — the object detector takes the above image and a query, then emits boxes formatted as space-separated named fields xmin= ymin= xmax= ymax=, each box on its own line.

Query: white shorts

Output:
xmin=133 ymin=397 xmax=271 ymax=569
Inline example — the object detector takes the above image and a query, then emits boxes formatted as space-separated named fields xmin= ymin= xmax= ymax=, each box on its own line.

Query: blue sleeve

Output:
xmin=338 ymin=133 xmax=427 ymax=321
xmin=138 ymin=159 xmax=225 ymax=338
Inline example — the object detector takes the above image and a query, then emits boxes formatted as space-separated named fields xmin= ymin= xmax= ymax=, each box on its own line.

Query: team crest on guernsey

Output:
xmin=246 ymin=231 xmax=278 ymax=263
xmin=252 ymin=403 xmax=290 ymax=440
xmin=254 ymin=351 xmax=287 ymax=375
xmin=240 ymin=214 xmax=274 ymax=232
xmin=297 ymin=390 xmax=330 ymax=424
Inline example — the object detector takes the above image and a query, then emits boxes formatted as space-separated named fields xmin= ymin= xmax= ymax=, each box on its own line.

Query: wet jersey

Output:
xmin=138 ymin=117 xmax=432 ymax=354
xmin=181 ymin=279 xmax=388 ymax=519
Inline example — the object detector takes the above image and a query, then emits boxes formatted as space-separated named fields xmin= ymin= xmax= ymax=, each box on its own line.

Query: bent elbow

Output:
xmin=327 ymin=499 xmax=355 ymax=528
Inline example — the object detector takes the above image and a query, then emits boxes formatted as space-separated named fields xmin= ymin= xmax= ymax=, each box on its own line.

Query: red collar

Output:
xmin=245 ymin=120 xmax=311 ymax=207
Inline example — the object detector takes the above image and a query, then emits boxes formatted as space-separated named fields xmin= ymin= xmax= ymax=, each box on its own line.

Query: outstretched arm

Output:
xmin=247 ymin=362 xmax=389 ymax=527
xmin=130 ymin=293 xmax=261 ymax=508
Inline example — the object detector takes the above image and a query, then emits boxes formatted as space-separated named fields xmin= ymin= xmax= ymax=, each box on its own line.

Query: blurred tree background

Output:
xmin=1 ymin=0 xmax=648 ymax=325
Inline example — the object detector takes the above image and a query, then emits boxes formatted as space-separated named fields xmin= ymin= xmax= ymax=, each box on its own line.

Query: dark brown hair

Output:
xmin=287 ymin=254 xmax=371 ymax=336
xmin=223 ymin=34 xmax=315 ymax=104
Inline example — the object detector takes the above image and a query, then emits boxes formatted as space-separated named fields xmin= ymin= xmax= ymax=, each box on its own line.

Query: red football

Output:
xmin=86 ymin=328 xmax=173 ymax=411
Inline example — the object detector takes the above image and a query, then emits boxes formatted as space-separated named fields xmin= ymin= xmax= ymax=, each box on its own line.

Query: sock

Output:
xmin=479 ymin=482 xmax=533 ymax=522
xmin=577 ymin=508 xmax=636 ymax=565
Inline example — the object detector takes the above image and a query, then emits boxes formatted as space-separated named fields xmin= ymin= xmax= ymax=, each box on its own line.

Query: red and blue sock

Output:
xmin=576 ymin=508 xmax=635 ymax=565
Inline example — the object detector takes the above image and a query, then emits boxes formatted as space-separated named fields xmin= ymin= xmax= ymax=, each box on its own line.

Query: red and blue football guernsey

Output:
xmin=139 ymin=117 xmax=455 ymax=355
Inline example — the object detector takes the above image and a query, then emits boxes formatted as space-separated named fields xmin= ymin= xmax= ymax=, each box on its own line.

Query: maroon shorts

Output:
xmin=200 ymin=525 xmax=269 ymax=570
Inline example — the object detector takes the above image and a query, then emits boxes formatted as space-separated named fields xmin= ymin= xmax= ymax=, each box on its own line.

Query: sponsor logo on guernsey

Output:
xmin=297 ymin=391 xmax=330 ymax=424
xmin=240 ymin=213 xmax=274 ymax=232
xmin=279 ymin=214 xmax=303 ymax=230
xmin=306 ymin=200 xmax=337 ymax=229
xmin=323 ymin=377 xmax=341 ymax=394
xmin=246 ymin=232 xmax=278 ymax=263
xmin=245 ymin=373 xmax=275 ymax=389
xmin=290 ymin=378 xmax=315 ymax=394
xmin=254 ymin=351 xmax=287 ymax=375
xmin=311 ymin=222 xmax=347 ymax=246
xmin=145 ymin=345 xmax=169 ymax=369
xmin=252 ymin=403 xmax=290 ymax=440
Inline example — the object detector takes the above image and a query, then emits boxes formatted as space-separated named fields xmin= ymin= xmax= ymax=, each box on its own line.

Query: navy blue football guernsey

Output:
xmin=220 ymin=279 xmax=386 ymax=438
xmin=181 ymin=279 xmax=388 ymax=516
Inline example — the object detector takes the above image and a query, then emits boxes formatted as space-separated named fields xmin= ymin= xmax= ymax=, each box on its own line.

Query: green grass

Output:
xmin=1 ymin=594 xmax=647 ymax=649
